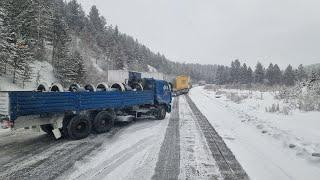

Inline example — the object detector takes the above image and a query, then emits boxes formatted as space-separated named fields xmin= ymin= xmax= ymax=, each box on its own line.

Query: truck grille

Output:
xmin=0 ymin=92 xmax=9 ymax=117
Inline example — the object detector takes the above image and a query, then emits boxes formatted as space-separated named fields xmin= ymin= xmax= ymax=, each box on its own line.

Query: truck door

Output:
xmin=155 ymin=81 xmax=172 ymax=104
xmin=163 ymin=82 xmax=172 ymax=104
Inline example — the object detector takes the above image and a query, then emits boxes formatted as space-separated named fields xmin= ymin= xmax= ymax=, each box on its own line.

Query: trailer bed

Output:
xmin=1 ymin=90 xmax=154 ymax=121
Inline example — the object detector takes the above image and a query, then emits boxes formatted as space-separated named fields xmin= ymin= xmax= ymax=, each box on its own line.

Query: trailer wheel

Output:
xmin=67 ymin=115 xmax=92 ymax=140
xmin=93 ymin=111 xmax=115 ymax=133
xmin=155 ymin=106 xmax=166 ymax=120
xmin=61 ymin=114 xmax=76 ymax=138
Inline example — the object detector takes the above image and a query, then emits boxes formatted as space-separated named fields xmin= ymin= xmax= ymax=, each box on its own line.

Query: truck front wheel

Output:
xmin=67 ymin=115 xmax=92 ymax=140
xmin=155 ymin=106 xmax=166 ymax=120
xmin=93 ymin=111 xmax=115 ymax=133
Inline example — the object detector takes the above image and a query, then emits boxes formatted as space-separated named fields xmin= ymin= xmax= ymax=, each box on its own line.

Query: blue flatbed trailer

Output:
xmin=6 ymin=90 xmax=154 ymax=120
xmin=0 ymin=78 xmax=172 ymax=140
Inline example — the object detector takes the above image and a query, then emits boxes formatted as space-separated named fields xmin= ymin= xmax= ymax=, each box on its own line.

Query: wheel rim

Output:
xmin=74 ymin=121 xmax=88 ymax=134
xmin=93 ymin=112 xmax=114 ymax=133
xmin=100 ymin=119 xmax=106 ymax=126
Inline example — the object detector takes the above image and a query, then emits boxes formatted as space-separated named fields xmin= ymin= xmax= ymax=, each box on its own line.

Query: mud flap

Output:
xmin=52 ymin=118 xmax=63 ymax=139
xmin=52 ymin=129 xmax=62 ymax=139
xmin=167 ymin=105 xmax=172 ymax=113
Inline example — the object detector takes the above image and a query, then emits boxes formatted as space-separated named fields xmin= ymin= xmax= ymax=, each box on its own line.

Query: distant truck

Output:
xmin=172 ymin=75 xmax=191 ymax=96
xmin=107 ymin=70 xmax=165 ymax=85
xmin=0 ymin=78 xmax=172 ymax=140
xmin=198 ymin=80 xmax=206 ymax=86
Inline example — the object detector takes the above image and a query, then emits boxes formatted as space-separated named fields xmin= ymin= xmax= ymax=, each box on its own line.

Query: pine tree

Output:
xmin=72 ymin=51 xmax=86 ymax=84
xmin=254 ymin=62 xmax=265 ymax=84
xmin=283 ymin=64 xmax=295 ymax=86
xmin=66 ymin=0 xmax=85 ymax=33
xmin=112 ymin=41 xmax=126 ymax=70
xmin=20 ymin=63 xmax=33 ymax=88
xmin=89 ymin=6 xmax=104 ymax=32
xmin=32 ymin=0 xmax=54 ymax=61
xmin=215 ymin=65 xmax=226 ymax=85
xmin=230 ymin=59 xmax=241 ymax=83
xmin=0 ymin=3 xmax=11 ymax=75
xmin=296 ymin=64 xmax=307 ymax=82
xmin=0 ymin=0 xmax=18 ymax=76
xmin=247 ymin=67 xmax=253 ymax=84
xmin=265 ymin=63 xmax=274 ymax=85
xmin=240 ymin=63 xmax=248 ymax=84
xmin=12 ymin=38 xmax=34 ymax=84
xmin=10 ymin=0 xmax=54 ymax=62
xmin=273 ymin=64 xmax=282 ymax=85
xmin=52 ymin=0 xmax=72 ymax=85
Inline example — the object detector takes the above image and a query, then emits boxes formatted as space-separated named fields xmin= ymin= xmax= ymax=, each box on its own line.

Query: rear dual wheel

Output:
xmin=43 ymin=111 xmax=116 ymax=140
xmin=67 ymin=115 xmax=92 ymax=140
xmin=93 ymin=111 xmax=115 ymax=133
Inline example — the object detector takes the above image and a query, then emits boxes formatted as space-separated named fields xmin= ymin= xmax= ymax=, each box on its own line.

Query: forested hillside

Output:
xmin=214 ymin=60 xmax=312 ymax=86
xmin=0 ymin=0 xmax=216 ymax=87
xmin=305 ymin=63 xmax=320 ymax=74
xmin=0 ymin=0 xmax=319 ymax=88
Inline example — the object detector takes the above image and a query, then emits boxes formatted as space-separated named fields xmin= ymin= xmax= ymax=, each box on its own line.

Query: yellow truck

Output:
xmin=172 ymin=75 xmax=191 ymax=96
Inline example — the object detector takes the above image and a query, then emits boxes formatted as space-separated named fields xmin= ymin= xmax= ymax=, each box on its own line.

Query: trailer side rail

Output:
xmin=7 ymin=90 xmax=154 ymax=120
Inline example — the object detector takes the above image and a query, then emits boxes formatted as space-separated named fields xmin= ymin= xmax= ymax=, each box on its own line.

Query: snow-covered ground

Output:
xmin=147 ymin=65 xmax=158 ymax=72
xmin=190 ymin=86 xmax=320 ymax=180
xmin=61 ymin=117 xmax=169 ymax=180
xmin=179 ymin=96 xmax=222 ymax=179
xmin=0 ymin=60 xmax=56 ymax=134
xmin=0 ymin=61 xmax=56 ymax=91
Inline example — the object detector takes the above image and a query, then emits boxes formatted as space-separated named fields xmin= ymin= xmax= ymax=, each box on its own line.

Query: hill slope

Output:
xmin=305 ymin=63 xmax=320 ymax=74
xmin=0 ymin=0 xmax=216 ymax=88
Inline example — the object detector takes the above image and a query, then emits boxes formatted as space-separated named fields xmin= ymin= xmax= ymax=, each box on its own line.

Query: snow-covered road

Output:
xmin=62 ymin=118 xmax=168 ymax=180
xmin=189 ymin=86 xmax=320 ymax=180
xmin=0 ymin=95 xmax=248 ymax=180
xmin=0 ymin=117 xmax=168 ymax=180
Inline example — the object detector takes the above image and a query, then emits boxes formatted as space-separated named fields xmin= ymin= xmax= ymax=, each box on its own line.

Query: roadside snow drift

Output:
xmin=189 ymin=86 xmax=320 ymax=180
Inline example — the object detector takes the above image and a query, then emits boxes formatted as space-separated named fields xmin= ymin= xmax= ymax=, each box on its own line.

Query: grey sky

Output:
xmin=78 ymin=0 xmax=320 ymax=68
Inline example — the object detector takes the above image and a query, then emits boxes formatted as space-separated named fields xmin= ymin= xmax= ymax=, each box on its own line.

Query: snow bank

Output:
xmin=0 ymin=61 xmax=56 ymax=91
xmin=31 ymin=61 xmax=56 ymax=86
xmin=147 ymin=65 xmax=157 ymax=72
xmin=89 ymin=58 xmax=104 ymax=73
xmin=189 ymin=86 xmax=320 ymax=180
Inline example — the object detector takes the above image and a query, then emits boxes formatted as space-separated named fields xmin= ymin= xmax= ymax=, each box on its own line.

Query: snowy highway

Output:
xmin=2 ymin=87 xmax=319 ymax=180
xmin=0 ymin=92 xmax=247 ymax=180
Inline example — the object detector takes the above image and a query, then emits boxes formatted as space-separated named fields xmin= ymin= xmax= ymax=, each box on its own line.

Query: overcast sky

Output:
xmin=77 ymin=0 xmax=320 ymax=68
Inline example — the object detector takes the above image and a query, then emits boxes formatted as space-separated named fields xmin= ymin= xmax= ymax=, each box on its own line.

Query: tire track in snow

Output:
xmin=0 ymin=127 xmax=122 ymax=180
xmin=185 ymin=95 xmax=249 ymax=180
xmin=152 ymin=97 xmax=180 ymax=180
xmin=179 ymin=95 xmax=222 ymax=180
xmin=60 ymin=116 xmax=169 ymax=180
xmin=73 ymin=136 xmax=156 ymax=180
